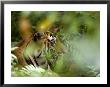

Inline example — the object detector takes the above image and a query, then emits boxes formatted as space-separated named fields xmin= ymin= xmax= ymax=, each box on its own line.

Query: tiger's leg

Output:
xmin=13 ymin=47 xmax=28 ymax=67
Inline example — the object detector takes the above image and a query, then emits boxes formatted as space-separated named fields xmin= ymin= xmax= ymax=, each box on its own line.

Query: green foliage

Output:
xmin=11 ymin=11 xmax=21 ymax=41
xmin=11 ymin=11 xmax=100 ymax=77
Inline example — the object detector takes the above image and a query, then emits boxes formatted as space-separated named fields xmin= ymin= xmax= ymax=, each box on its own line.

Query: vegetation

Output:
xmin=11 ymin=11 xmax=100 ymax=77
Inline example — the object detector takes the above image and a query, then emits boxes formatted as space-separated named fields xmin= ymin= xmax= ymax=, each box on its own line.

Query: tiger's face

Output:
xmin=33 ymin=31 xmax=56 ymax=47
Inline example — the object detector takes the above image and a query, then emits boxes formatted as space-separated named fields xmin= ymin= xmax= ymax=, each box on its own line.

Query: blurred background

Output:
xmin=11 ymin=11 xmax=100 ymax=77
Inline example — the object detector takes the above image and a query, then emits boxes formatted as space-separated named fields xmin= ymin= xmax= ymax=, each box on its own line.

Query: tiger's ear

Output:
xmin=33 ymin=32 xmax=44 ymax=41
xmin=53 ymin=28 xmax=59 ymax=33
xmin=33 ymin=32 xmax=37 ymax=41
xmin=51 ymin=27 xmax=59 ymax=34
